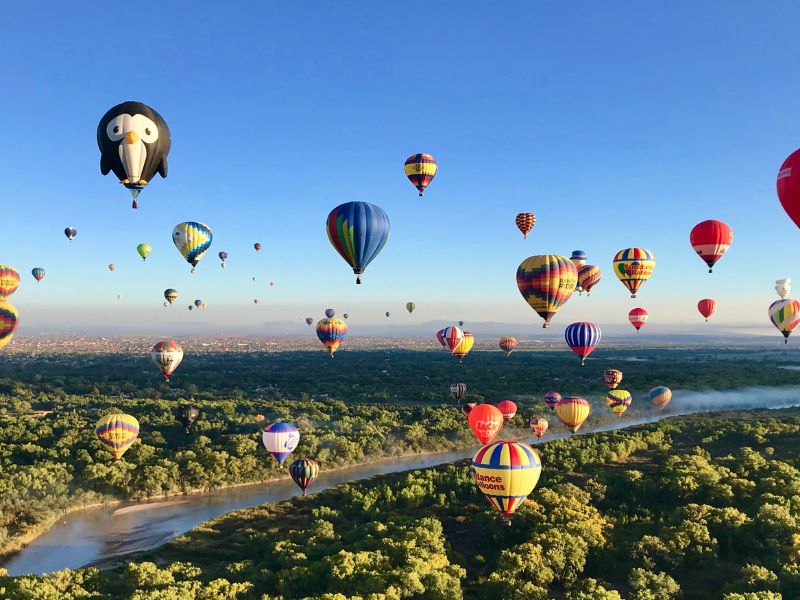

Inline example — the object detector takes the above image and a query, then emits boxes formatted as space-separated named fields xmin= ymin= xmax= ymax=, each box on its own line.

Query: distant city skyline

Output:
xmin=2 ymin=3 xmax=800 ymax=339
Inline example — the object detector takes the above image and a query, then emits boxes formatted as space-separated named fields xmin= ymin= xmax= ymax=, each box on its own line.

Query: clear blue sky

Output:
xmin=2 ymin=2 xmax=800 ymax=336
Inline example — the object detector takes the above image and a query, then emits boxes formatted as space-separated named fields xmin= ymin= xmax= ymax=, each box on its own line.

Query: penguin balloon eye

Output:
xmin=131 ymin=114 xmax=159 ymax=144
xmin=106 ymin=115 xmax=127 ymax=141
xmin=113 ymin=126 xmax=120 ymax=134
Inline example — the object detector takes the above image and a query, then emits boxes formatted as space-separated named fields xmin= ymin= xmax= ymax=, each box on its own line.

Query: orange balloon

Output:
xmin=467 ymin=404 xmax=504 ymax=444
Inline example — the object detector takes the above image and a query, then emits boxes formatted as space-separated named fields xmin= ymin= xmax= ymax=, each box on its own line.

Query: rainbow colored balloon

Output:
xmin=516 ymin=255 xmax=578 ymax=328
xmin=612 ymin=248 xmax=655 ymax=298
xmin=577 ymin=264 xmax=601 ymax=295
xmin=769 ymin=299 xmax=800 ymax=343
xmin=95 ymin=413 xmax=139 ymax=460
xmin=0 ymin=266 xmax=20 ymax=299
xmin=471 ymin=440 xmax=542 ymax=524
xmin=326 ymin=202 xmax=390 ymax=284
xmin=316 ymin=317 xmax=347 ymax=357
xmin=0 ymin=301 xmax=19 ymax=350
xmin=289 ymin=458 xmax=319 ymax=496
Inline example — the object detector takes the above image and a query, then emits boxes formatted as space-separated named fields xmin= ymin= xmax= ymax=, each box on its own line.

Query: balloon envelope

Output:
xmin=262 ymin=421 xmax=300 ymax=464
xmin=497 ymin=400 xmax=517 ymax=422
xmin=649 ymin=386 xmax=672 ymax=411
xmin=628 ymin=308 xmax=648 ymax=331
xmin=498 ymin=336 xmax=517 ymax=357
xmin=326 ymin=202 xmax=390 ymax=284
xmin=468 ymin=404 xmax=504 ymax=444
xmin=95 ymin=413 xmax=139 ymax=460
xmin=451 ymin=332 xmax=474 ymax=363
xmin=544 ymin=392 xmax=561 ymax=410
xmin=603 ymin=369 xmax=623 ymax=389
xmin=555 ymin=396 xmax=590 ymax=433
xmin=290 ymin=458 xmax=319 ymax=496
xmin=450 ymin=383 xmax=467 ymax=400
xmin=175 ymin=404 xmax=200 ymax=430
xmin=564 ymin=322 xmax=601 ymax=366
xmin=690 ymin=220 xmax=732 ymax=272
xmin=612 ymin=248 xmax=655 ymax=298
xmin=136 ymin=243 xmax=152 ymax=260
xmin=405 ymin=302 xmax=415 ymax=314
xmin=172 ymin=222 xmax=212 ymax=269
xmin=0 ymin=301 xmax=19 ymax=350
xmin=150 ymin=340 xmax=184 ymax=380
xmin=577 ymin=265 xmax=601 ymax=295
xmin=31 ymin=267 xmax=45 ymax=283
xmin=607 ymin=389 xmax=632 ymax=416
xmin=529 ymin=417 xmax=548 ymax=440
xmin=776 ymin=278 xmax=791 ymax=299
xmin=698 ymin=298 xmax=717 ymax=321
xmin=0 ymin=266 xmax=20 ymax=299
xmin=164 ymin=289 xmax=178 ymax=304
xmin=64 ymin=227 xmax=77 ymax=241
xmin=472 ymin=441 xmax=542 ymax=522
xmin=517 ymin=255 xmax=578 ymax=327
xmin=769 ymin=299 xmax=800 ymax=343
xmin=515 ymin=212 xmax=535 ymax=238
xmin=316 ymin=317 xmax=347 ymax=357
xmin=404 ymin=153 xmax=437 ymax=196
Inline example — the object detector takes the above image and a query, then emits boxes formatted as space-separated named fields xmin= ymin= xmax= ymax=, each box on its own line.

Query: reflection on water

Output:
xmin=6 ymin=386 xmax=800 ymax=576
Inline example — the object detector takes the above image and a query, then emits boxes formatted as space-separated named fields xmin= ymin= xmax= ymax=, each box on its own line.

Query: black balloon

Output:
xmin=97 ymin=101 xmax=171 ymax=208
xmin=175 ymin=404 xmax=200 ymax=431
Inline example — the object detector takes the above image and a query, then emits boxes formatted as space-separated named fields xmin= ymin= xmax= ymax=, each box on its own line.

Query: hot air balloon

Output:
xmin=269 ymin=281 xmax=274 ymax=287
xmin=116 ymin=294 xmax=123 ymax=300
xmin=472 ymin=440 xmax=542 ymax=525
xmin=565 ymin=322 xmax=601 ymax=366
xmin=194 ymin=299 xmax=203 ymax=308
xmin=570 ymin=250 xmax=586 ymax=269
xmin=108 ymin=263 xmax=115 ymax=272
xmin=316 ymin=317 xmax=347 ymax=357
xmin=452 ymin=332 xmax=475 ymax=363
xmin=603 ymin=369 xmax=623 ymax=389
xmin=262 ymin=421 xmax=300 ymax=464
xmin=31 ymin=268 xmax=45 ymax=283
xmin=698 ymin=298 xmax=717 ymax=322
xmin=150 ymin=340 xmax=184 ymax=381
xmin=777 ymin=279 xmax=791 ymax=299
xmin=497 ymin=400 xmax=517 ymax=422
xmin=385 ymin=311 xmax=390 ymax=318
xmin=529 ymin=417 xmax=548 ymax=440
xmin=326 ymin=202 xmax=390 ymax=284
xmin=404 ymin=153 xmax=437 ymax=196
xmin=252 ymin=276 xmax=257 ymax=282
xmin=188 ymin=305 xmax=193 ymax=310
xmin=97 ymin=101 xmax=170 ymax=208
xmin=498 ymin=336 xmax=517 ymax=357
xmin=439 ymin=326 xmax=464 ymax=353
xmin=325 ymin=308 xmax=336 ymax=318
xmin=64 ymin=227 xmax=77 ymax=241
xmin=461 ymin=402 xmax=477 ymax=416
xmin=769 ymin=299 xmax=800 ymax=343
xmin=95 ymin=413 xmax=139 ymax=460
xmin=0 ymin=266 xmax=20 ymax=299
xmin=612 ymin=248 xmax=655 ymax=298
xmin=458 ymin=320 xmax=464 ymax=327
xmin=577 ymin=265 xmax=601 ymax=295
xmin=253 ymin=299 xmax=259 ymax=304
xmin=254 ymin=243 xmax=262 ymax=252
xmin=515 ymin=212 xmax=535 ymax=238
xmin=628 ymin=308 xmax=649 ymax=332
xmin=555 ymin=396 xmax=590 ymax=434
xmin=607 ymin=389 xmax=632 ymax=416
xmin=544 ymin=392 xmax=561 ymax=410
xmin=690 ymin=220 xmax=732 ymax=273
xmin=175 ymin=404 xmax=200 ymax=432
xmin=0 ymin=302 xmax=19 ymax=350
xmin=164 ymin=289 xmax=178 ymax=304
xmin=777 ymin=149 xmax=800 ymax=229
xmin=218 ymin=251 xmax=228 ymax=268
xmin=406 ymin=302 xmax=415 ymax=314
xmin=290 ymin=458 xmax=319 ymax=496
xmin=436 ymin=328 xmax=447 ymax=347
xmin=467 ymin=404 xmax=504 ymax=444
xmin=305 ymin=317 xmax=313 ymax=326
xmin=450 ymin=383 xmax=467 ymax=401
xmin=172 ymin=222 xmax=212 ymax=272
xmin=343 ymin=313 xmax=349 ymax=319
xmin=136 ymin=243 xmax=151 ymax=261
xmin=517 ymin=255 xmax=578 ymax=327
xmin=163 ymin=302 xmax=168 ymax=308
xmin=649 ymin=386 xmax=672 ymax=411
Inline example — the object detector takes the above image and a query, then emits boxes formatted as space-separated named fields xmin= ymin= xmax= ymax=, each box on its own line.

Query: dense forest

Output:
xmin=3 ymin=408 xmax=800 ymax=599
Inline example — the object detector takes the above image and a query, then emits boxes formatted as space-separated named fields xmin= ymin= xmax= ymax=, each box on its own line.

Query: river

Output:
xmin=5 ymin=385 xmax=800 ymax=576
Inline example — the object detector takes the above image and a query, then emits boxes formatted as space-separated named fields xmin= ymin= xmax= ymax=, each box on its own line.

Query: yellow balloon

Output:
xmin=612 ymin=248 xmax=655 ymax=298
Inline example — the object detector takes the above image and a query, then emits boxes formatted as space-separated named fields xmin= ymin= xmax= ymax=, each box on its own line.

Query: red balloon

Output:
xmin=697 ymin=298 xmax=717 ymax=321
xmin=689 ymin=220 xmax=732 ymax=273
xmin=467 ymin=404 xmax=504 ymax=444
xmin=628 ymin=308 xmax=648 ymax=332
xmin=496 ymin=400 xmax=517 ymax=422
xmin=778 ymin=149 xmax=800 ymax=229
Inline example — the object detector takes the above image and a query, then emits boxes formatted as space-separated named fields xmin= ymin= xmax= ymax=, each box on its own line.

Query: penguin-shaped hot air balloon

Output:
xmin=97 ymin=101 xmax=171 ymax=209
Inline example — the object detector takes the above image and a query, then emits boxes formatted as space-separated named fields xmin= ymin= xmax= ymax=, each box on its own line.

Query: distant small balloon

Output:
xmin=108 ymin=264 xmax=115 ymax=272
xmin=776 ymin=278 xmax=791 ymax=299
xmin=343 ymin=313 xmax=349 ymax=319
xmin=64 ymin=227 xmax=77 ymax=241
xmin=31 ymin=268 xmax=45 ymax=283
xmin=136 ymin=243 xmax=151 ymax=261
xmin=254 ymin=243 xmax=262 ymax=252
xmin=325 ymin=308 xmax=335 ymax=318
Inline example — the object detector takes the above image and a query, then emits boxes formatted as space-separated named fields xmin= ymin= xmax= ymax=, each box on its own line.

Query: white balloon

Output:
xmin=776 ymin=278 xmax=791 ymax=299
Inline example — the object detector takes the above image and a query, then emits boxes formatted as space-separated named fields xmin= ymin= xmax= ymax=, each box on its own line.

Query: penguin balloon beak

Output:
xmin=125 ymin=131 xmax=140 ymax=144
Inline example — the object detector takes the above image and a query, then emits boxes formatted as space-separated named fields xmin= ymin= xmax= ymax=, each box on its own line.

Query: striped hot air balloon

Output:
xmin=497 ymin=400 xmax=517 ymax=422
xmin=690 ymin=220 xmax=732 ymax=273
xmin=262 ymin=421 xmax=300 ymax=464
xmin=471 ymin=440 xmax=542 ymax=524
xmin=0 ymin=266 xmax=20 ymax=299
xmin=439 ymin=326 xmax=464 ymax=352
xmin=544 ymin=392 xmax=561 ymax=410
xmin=607 ymin=389 xmax=632 ymax=416
xmin=603 ymin=369 xmax=623 ymax=389
xmin=555 ymin=396 xmax=591 ymax=434
xmin=769 ymin=299 xmax=800 ymax=343
xmin=529 ymin=417 xmax=548 ymax=440
xmin=316 ymin=317 xmax=347 ymax=357
xmin=450 ymin=383 xmax=467 ymax=401
xmin=697 ymin=298 xmax=717 ymax=322
xmin=404 ymin=153 xmax=437 ymax=196
xmin=289 ymin=458 xmax=319 ymax=496
xmin=516 ymin=255 xmax=578 ymax=328
xmin=612 ymin=248 xmax=655 ymax=298
xmin=515 ymin=212 xmax=535 ymax=238
xmin=31 ymin=268 xmax=45 ymax=283
xmin=628 ymin=307 xmax=648 ymax=332
xmin=95 ymin=413 xmax=139 ymax=460
xmin=577 ymin=265 xmax=601 ymax=295
xmin=649 ymin=386 xmax=672 ymax=411
xmin=498 ymin=336 xmax=517 ymax=357
xmin=172 ymin=222 xmax=212 ymax=272
xmin=0 ymin=301 xmax=19 ymax=350
xmin=565 ymin=322 xmax=601 ymax=366
xmin=326 ymin=202 xmax=390 ymax=284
